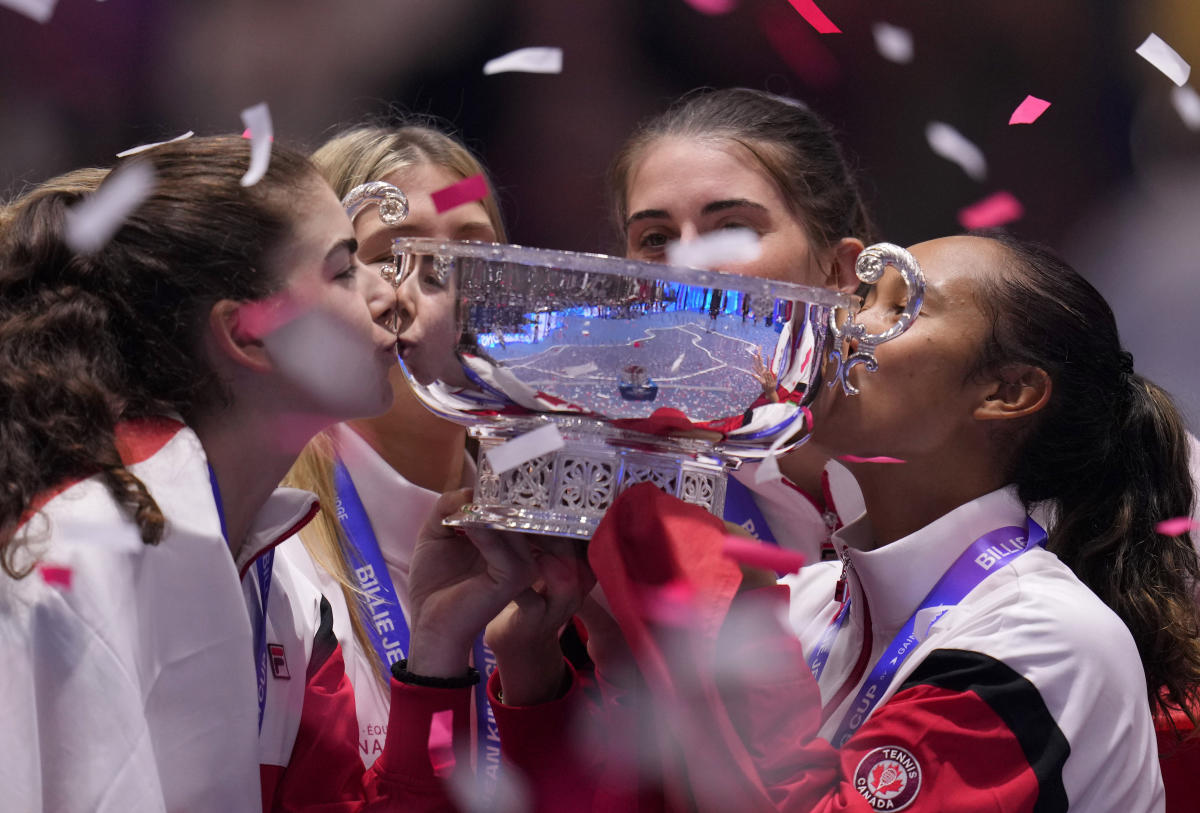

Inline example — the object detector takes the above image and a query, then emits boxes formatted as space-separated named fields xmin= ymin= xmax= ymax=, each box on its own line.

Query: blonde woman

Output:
xmin=279 ymin=123 xmax=506 ymax=772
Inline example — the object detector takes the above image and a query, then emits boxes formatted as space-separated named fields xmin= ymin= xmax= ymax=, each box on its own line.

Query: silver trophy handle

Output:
xmin=828 ymin=242 xmax=925 ymax=395
xmin=341 ymin=182 xmax=410 ymax=288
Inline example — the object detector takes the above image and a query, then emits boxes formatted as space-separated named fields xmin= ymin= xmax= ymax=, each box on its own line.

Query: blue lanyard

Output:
xmin=472 ymin=637 xmax=501 ymax=800
xmin=209 ymin=464 xmax=274 ymax=733
xmin=723 ymin=477 xmax=779 ymax=545
xmin=806 ymin=595 xmax=852 ymax=681
xmin=333 ymin=460 xmax=410 ymax=684
xmin=336 ymin=459 xmax=500 ymax=793
xmin=826 ymin=519 xmax=1046 ymax=747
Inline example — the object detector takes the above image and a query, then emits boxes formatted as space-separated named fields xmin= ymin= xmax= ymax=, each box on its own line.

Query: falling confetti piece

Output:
xmin=263 ymin=307 xmax=393 ymax=418
xmin=666 ymin=229 xmax=762 ymax=269
xmin=872 ymin=22 xmax=913 ymax=64
xmin=64 ymin=162 xmax=155 ymax=254
xmin=1155 ymin=517 xmax=1199 ymax=537
xmin=115 ymin=131 xmax=194 ymax=158
xmin=239 ymin=102 xmax=273 ymax=187
xmin=1171 ymin=86 xmax=1200 ymax=131
xmin=483 ymin=47 xmax=563 ymax=76
xmin=670 ymin=353 xmax=686 ymax=372
xmin=785 ymin=0 xmax=840 ymax=34
xmin=1008 ymin=95 xmax=1051 ymax=125
xmin=758 ymin=3 xmax=841 ymax=87
xmin=639 ymin=580 xmax=699 ymax=626
xmin=237 ymin=292 xmax=305 ymax=340
xmin=485 ymin=424 xmax=565 ymax=475
xmin=722 ymin=535 xmax=806 ymax=574
xmin=1136 ymin=33 xmax=1191 ymax=87
xmin=837 ymin=454 xmax=906 ymax=464
xmin=1 ymin=0 xmax=56 ymax=23
xmin=957 ymin=190 xmax=1024 ymax=230
xmin=430 ymin=173 xmax=489 ymax=214
xmin=926 ymin=122 xmax=987 ymax=181
xmin=682 ymin=0 xmax=736 ymax=14
xmin=40 ymin=565 xmax=72 ymax=588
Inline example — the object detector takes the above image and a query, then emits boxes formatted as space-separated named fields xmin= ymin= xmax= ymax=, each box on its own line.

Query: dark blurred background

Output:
xmin=2 ymin=0 xmax=1198 ymax=423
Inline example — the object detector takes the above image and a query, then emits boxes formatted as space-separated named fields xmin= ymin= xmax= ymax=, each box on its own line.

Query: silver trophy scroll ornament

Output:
xmin=346 ymin=182 xmax=925 ymax=538
xmin=828 ymin=242 xmax=926 ymax=396
xmin=341 ymin=182 xmax=410 ymax=288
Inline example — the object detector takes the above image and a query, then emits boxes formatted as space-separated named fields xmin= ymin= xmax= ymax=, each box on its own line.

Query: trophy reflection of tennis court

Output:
xmin=494 ymin=320 xmax=775 ymax=420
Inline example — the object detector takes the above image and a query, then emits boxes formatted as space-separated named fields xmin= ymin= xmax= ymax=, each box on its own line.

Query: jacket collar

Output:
xmin=832 ymin=485 xmax=1028 ymax=633
xmin=118 ymin=417 xmax=320 ymax=579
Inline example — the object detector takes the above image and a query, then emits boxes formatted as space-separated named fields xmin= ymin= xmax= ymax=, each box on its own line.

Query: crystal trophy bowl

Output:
xmin=344 ymin=182 xmax=925 ymax=538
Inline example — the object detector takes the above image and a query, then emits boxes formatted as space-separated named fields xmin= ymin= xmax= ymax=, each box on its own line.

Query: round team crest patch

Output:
xmin=853 ymin=746 xmax=922 ymax=810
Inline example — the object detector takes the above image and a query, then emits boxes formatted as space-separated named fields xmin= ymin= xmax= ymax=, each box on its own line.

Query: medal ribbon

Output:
xmin=723 ymin=477 xmax=779 ymax=545
xmin=333 ymin=460 xmax=410 ymax=683
xmin=828 ymin=519 xmax=1047 ymax=747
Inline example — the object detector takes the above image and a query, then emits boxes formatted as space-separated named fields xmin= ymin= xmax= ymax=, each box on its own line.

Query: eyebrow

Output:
xmin=625 ymin=198 xmax=769 ymax=229
xmin=701 ymin=198 xmax=768 ymax=216
xmin=324 ymin=237 xmax=358 ymax=262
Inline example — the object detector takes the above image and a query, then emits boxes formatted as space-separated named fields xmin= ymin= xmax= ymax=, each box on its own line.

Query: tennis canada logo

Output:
xmin=853 ymin=746 xmax=921 ymax=810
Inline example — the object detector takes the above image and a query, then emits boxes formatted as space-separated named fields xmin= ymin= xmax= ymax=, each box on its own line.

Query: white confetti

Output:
xmin=263 ymin=306 xmax=391 ymax=418
xmin=64 ymin=162 xmax=154 ymax=254
xmin=670 ymin=353 xmax=686 ymax=373
xmin=239 ymin=102 xmax=273 ymax=187
xmin=1 ymin=0 xmax=56 ymax=23
xmin=1171 ymin=86 xmax=1200 ymax=131
xmin=872 ymin=22 xmax=913 ymax=64
xmin=483 ymin=46 xmax=563 ymax=75
xmin=562 ymin=361 xmax=599 ymax=377
xmin=1136 ymin=33 xmax=1191 ymax=87
xmin=666 ymin=228 xmax=762 ymax=269
xmin=485 ymin=424 xmax=565 ymax=475
xmin=116 ymin=130 xmax=195 ymax=158
xmin=926 ymin=122 xmax=987 ymax=181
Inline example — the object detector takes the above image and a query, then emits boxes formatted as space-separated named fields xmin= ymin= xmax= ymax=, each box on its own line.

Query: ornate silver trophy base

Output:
xmin=445 ymin=418 xmax=730 ymax=539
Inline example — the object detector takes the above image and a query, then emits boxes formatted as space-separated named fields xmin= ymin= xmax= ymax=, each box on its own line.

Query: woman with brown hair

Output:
xmin=0 ymin=136 xmax=545 ymax=812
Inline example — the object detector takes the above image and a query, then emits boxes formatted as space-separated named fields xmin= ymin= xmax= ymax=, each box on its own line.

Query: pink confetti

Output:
xmin=957 ymin=191 xmax=1025 ymax=230
xmin=785 ymin=0 xmax=840 ymax=34
xmin=639 ymin=580 xmax=699 ymax=626
xmin=682 ymin=0 xmax=736 ymax=14
xmin=1009 ymin=95 xmax=1051 ymax=125
xmin=837 ymin=454 xmax=906 ymax=464
xmin=430 ymin=173 xmax=489 ymax=215
xmin=758 ymin=4 xmax=841 ymax=87
xmin=237 ymin=293 xmax=305 ymax=340
xmin=428 ymin=709 xmax=454 ymax=769
xmin=40 ymin=565 xmax=72 ymax=589
xmin=722 ymin=536 xmax=806 ymax=574
xmin=1156 ymin=517 xmax=1200 ymax=537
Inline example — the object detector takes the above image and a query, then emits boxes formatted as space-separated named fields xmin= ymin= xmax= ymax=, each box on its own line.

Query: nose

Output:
xmin=362 ymin=260 xmax=398 ymax=333
xmin=392 ymin=270 xmax=417 ymax=334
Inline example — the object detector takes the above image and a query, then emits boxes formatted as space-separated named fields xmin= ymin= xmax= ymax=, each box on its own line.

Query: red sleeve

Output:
xmin=263 ymin=596 xmax=469 ymax=812
xmin=586 ymin=484 xmax=1070 ymax=813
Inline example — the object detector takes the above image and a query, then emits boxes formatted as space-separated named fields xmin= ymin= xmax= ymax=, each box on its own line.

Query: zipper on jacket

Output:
xmin=833 ymin=547 xmax=851 ymax=602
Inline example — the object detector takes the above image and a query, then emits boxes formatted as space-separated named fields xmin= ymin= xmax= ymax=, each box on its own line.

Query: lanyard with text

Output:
xmin=333 ymin=460 xmax=410 ymax=684
xmin=806 ymin=595 xmax=852 ymax=681
xmin=723 ymin=477 xmax=779 ymax=546
xmin=829 ymin=518 xmax=1047 ymax=748
xmin=472 ymin=636 xmax=501 ymax=800
xmin=209 ymin=464 xmax=274 ymax=732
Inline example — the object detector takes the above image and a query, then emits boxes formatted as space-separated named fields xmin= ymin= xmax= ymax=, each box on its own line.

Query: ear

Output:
xmin=826 ymin=237 xmax=865 ymax=292
xmin=974 ymin=364 xmax=1052 ymax=422
xmin=208 ymin=299 xmax=273 ymax=373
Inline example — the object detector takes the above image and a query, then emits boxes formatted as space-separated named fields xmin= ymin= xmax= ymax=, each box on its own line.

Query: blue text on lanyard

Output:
xmin=723 ymin=477 xmax=779 ymax=546
xmin=333 ymin=461 xmax=410 ymax=684
xmin=827 ymin=519 xmax=1047 ymax=747
xmin=209 ymin=464 xmax=274 ymax=733
xmin=336 ymin=461 xmax=500 ymax=798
